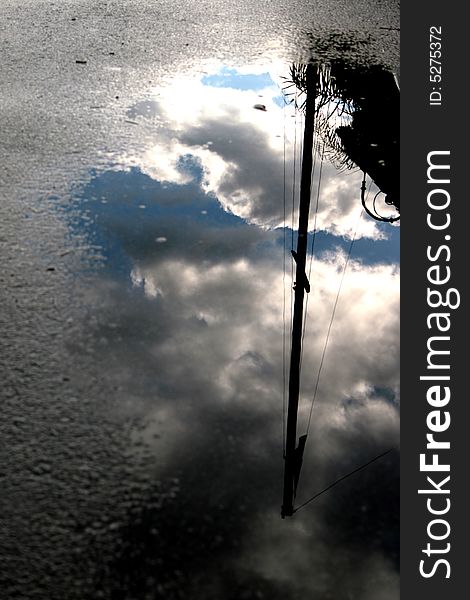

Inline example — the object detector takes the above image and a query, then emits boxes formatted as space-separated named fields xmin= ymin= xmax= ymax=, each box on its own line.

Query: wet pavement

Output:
xmin=1 ymin=2 xmax=399 ymax=599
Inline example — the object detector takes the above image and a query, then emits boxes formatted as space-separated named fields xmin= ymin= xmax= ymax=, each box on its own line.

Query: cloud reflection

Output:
xmin=69 ymin=63 xmax=399 ymax=599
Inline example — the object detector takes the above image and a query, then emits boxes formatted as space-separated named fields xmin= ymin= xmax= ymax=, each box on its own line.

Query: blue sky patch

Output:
xmin=201 ymin=67 xmax=276 ymax=92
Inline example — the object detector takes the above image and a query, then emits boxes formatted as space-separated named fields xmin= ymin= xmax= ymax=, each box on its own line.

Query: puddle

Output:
xmin=54 ymin=60 xmax=400 ymax=596
xmin=4 ymin=53 xmax=399 ymax=599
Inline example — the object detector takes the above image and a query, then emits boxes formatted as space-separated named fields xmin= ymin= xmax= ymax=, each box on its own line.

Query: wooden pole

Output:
xmin=282 ymin=64 xmax=317 ymax=518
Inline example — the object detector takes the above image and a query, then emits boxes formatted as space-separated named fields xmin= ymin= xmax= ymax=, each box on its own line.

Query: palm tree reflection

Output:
xmin=283 ymin=61 xmax=400 ymax=222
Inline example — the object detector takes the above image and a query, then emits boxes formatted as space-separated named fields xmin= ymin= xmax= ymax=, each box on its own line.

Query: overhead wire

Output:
xmin=291 ymin=96 xmax=318 ymax=418
xmin=292 ymin=177 xmax=376 ymax=506
xmin=305 ymin=204 xmax=365 ymax=436
xmin=282 ymin=89 xmax=300 ymax=456
xmin=282 ymin=94 xmax=288 ymax=456
xmin=279 ymin=69 xmax=391 ymax=514
xmin=291 ymin=98 xmax=298 ymax=254
xmin=293 ymin=449 xmax=393 ymax=513
xmin=299 ymin=139 xmax=324 ymax=374
xmin=307 ymin=142 xmax=325 ymax=281
xmin=289 ymin=94 xmax=298 ymax=345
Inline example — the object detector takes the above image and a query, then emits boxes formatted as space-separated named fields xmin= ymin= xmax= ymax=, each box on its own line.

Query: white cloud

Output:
xmin=90 ymin=237 xmax=399 ymax=596
xmin=122 ymin=243 xmax=399 ymax=428
xmin=75 ymin=62 xmax=399 ymax=597
xmin=122 ymin=65 xmax=390 ymax=239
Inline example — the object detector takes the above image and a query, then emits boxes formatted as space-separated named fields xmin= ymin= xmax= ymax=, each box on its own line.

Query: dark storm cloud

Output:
xmin=63 ymin=62 xmax=400 ymax=595
xmin=69 ymin=160 xmax=399 ymax=599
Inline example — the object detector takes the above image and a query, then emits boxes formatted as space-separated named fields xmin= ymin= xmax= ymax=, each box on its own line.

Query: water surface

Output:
xmin=1 ymin=5 xmax=400 ymax=598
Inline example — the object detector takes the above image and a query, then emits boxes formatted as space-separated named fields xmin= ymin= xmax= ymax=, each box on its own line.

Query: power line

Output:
xmin=293 ymin=449 xmax=393 ymax=513
xmin=282 ymin=95 xmax=288 ymax=456
xmin=299 ymin=141 xmax=325 ymax=374
xmin=305 ymin=207 xmax=364 ymax=435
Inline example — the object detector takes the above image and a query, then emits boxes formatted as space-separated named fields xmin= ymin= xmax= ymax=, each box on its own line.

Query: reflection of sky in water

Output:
xmin=66 ymin=64 xmax=399 ymax=598
xmin=201 ymin=66 xmax=276 ymax=90
xmin=71 ymin=162 xmax=266 ymax=282
xmin=73 ymin=162 xmax=399 ymax=283
xmin=201 ymin=66 xmax=287 ymax=108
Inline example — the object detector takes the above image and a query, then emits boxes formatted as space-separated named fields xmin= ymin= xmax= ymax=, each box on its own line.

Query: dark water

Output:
xmin=1 ymin=4 xmax=399 ymax=599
